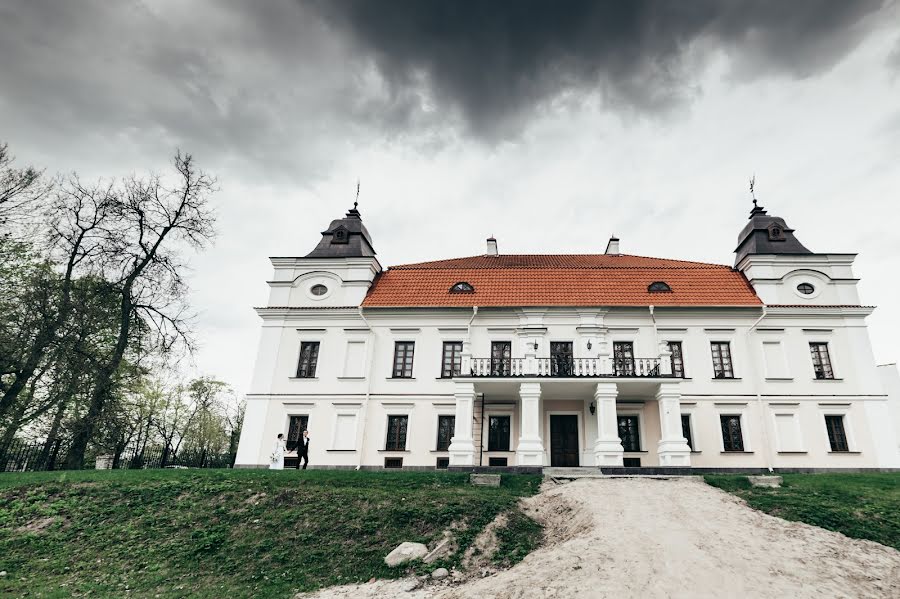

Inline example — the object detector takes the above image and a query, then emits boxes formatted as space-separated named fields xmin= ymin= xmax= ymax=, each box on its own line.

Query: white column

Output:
xmin=593 ymin=382 xmax=623 ymax=466
xmin=516 ymin=382 xmax=545 ymax=466
xmin=656 ymin=382 xmax=692 ymax=466
xmin=448 ymin=382 xmax=476 ymax=466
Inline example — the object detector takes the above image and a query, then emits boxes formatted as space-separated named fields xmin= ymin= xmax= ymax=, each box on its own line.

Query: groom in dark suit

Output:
xmin=295 ymin=430 xmax=310 ymax=470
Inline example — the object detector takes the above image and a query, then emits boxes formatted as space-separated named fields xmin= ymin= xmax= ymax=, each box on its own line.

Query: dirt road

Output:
xmin=301 ymin=477 xmax=900 ymax=598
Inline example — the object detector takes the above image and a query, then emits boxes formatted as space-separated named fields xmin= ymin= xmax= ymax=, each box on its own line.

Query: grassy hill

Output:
xmin=0 ymin=469 xmax=542 ymax=598
xmin=705 ymin=473 xmax=900 ymax=550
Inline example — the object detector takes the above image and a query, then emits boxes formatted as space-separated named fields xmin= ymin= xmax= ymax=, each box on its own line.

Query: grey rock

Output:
xmin=385 ymin=542 xmax=429 ymax=567
xmin=747 ymin=475 xmax=782 ymax=488
xmin=431 ymin=568 xmax=450 ymax=580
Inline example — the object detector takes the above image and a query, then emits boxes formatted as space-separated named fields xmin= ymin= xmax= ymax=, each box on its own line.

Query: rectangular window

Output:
xmin=710 ymin=342 xmax=734 ymax=378
xmin=286 ymin=415 xmax=309 ymax=452
xmin=623 ymin=457 xmax=642 ymax=467
xmin=488 ymin=457 xmax=508 ymax=467
xmin=487 ymin=415 xmax=511 ymax=451
xmin=491 ymin=341 xmax=511 ymax=376
xmin=441 ymin=342 xmax=463 ymax=378
xmin=825 ymin=415 xmax=849 ymax=452
xmin=296 ymin=342 xmax=320 ymax=378
xmin=681 ymin=414 xmax=693 ymax=450
xmin=384 ymin=457 xmax=403 ymax=469
xmin=618 ymin=415 xmax=641 ymax=452
xmin=436 ymin=415 xmax=455 ymax=451
xmin=435 ymin=457 xmax=449 ymax=469
xmin=385 ymin=415 xmax=408 ymax=450
xmin=392 ymin=341 xmax=415 ymax=378
xmin=810 ymin=343 xmax=834 ymax=380
xmin=720 ymin=415 xmax=744 ymax=451
xmin=613 ymin=342 xmax=635 ymax=376
xmin=550 ymin=342 xmax=574 ymax=376
xmin=668 ymin=341 xmax=685 ymax=378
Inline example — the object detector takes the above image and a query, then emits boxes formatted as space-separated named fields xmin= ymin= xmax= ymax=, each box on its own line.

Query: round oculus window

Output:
xmin=310 ymin=284 xmax=328 ymax=296
xmin=796 ymin=283 xmax=815 ymax=295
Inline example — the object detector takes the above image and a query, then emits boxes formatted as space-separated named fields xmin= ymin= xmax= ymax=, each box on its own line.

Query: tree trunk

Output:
xmin=38 ymin=399 xmax=67 ymax=469
xmin=112 ymin=438 xmax=126 ymax=470
xmin=65 ymin=289 xmax=133 ymax=469
xmin=160 ymin=441 xmax=171 ymax=468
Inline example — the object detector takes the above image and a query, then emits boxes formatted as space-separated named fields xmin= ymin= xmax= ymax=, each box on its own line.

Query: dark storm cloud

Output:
xmin=0 ymin=0 xmax=892 ymax=180
xmin=311 ymin=0 xmax=889 ymax=137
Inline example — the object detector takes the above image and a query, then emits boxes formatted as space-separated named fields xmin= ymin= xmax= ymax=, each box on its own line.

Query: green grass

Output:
xmin=492 ymin=509 xmax=543 ymax=567
xmin=704 ymin=473 xmax=900 ymax=550
xmin=0 ymin=469 xmax=542 ymax=598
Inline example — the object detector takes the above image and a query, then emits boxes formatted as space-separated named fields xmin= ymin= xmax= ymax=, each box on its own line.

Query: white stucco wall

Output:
xmin=235 ymin=251 xmax=898 ymax=470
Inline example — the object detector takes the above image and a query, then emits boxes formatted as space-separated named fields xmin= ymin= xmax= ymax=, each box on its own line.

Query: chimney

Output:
xmin=604 ymin=235 xmax=620 ymax=255
xmin=486 ymin=236 xmax=499 ymax=256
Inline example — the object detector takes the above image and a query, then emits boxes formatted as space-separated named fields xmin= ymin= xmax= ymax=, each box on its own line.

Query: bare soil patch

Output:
xmin=17 ymin=516 xmax=61 ymax=534
xmin=299 ymin=477 xmax=900 ymax=598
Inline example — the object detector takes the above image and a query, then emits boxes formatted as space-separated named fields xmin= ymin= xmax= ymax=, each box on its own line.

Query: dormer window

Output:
xmin=331 ymin=225 xmax=349 ymax=244
xmin=450 ymin=282 xmax=474 ymax=293
xmin=648 ymin=281 xmax=672 ymax=293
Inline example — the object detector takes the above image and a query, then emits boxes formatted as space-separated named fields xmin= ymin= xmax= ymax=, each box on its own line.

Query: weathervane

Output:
xmin=355 ymin=179 xmax=360 ymax=209
xmin=749 ymin=174 xmax=757 ymax=206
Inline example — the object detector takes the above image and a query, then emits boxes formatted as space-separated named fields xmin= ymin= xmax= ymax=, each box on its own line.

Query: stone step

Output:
xmin=543 ymin=467 xmax=604 ymax=477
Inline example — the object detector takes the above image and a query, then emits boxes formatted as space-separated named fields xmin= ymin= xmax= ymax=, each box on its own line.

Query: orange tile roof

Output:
xmin=362 ymin=254 xmax=762 ymax=308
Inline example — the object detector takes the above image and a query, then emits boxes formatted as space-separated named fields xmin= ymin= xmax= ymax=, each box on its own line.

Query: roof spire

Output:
xmin=346 ymin=179 xmax=361 ymax=218
xmin=748 ymin=174 xmax=767 ymax=218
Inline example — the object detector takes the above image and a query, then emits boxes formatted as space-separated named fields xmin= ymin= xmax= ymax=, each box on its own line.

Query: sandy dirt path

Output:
xmin=299 ymin=477 xmax=900 ymax=599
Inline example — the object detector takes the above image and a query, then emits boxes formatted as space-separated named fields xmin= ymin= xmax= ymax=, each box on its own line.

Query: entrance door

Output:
xmin=550 ymin=415 xmax=579 ymax=467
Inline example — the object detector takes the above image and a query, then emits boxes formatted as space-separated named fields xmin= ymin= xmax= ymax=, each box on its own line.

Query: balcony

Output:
xmin=467 ymin=357 xmax=672 ymax=378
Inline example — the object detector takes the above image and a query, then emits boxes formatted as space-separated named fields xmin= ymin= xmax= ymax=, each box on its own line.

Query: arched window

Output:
xmin=449 ymin=282 xmax=474 ymax=293
xmin=648 ymin=281 xmax=672 ymax=293
xmin=796 ymin=283 xmax=815 ymax=295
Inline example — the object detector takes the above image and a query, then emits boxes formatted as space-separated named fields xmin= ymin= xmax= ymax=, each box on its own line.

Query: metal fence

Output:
xmin=0 ymin=439 xmax=68 ymax=472
xmin=0 ymin=439 xmax=235 ymax=472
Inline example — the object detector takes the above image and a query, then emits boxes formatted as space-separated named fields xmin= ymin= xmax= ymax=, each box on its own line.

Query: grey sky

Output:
xmin=1 ymin=0 xmax=898 ymax=397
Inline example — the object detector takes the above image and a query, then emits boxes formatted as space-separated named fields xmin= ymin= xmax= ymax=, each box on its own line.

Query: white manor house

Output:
xmin=235 ymin=200 xmax=900 ymax=471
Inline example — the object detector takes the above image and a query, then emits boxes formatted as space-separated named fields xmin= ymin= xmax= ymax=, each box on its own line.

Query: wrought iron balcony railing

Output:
xmin=467 ymin=357 xmax=671 ymax=378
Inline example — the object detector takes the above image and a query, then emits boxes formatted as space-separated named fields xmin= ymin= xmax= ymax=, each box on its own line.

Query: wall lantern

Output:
xmin=586 ymin=340 xmax=592 ymax=350
xmin=533 ymin=341 xmax=539 ymax=351
xmin=589 ymin=402 xmax=596 ymax=416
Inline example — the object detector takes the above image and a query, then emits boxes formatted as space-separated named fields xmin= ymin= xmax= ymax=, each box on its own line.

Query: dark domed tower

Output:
xmin=265 ymin=202 xmax=381 ymax=308
xmin=734 ymin=198 xmax=861 ymax=306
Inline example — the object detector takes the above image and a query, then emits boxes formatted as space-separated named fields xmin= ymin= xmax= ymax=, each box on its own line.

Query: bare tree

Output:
xmin=0 ymin=180 xmax=112 ymax=421
xmin=0 ymin=142 xmax=46 ymax=238
xmin=66 ymin=152 xmax=216 ymax=468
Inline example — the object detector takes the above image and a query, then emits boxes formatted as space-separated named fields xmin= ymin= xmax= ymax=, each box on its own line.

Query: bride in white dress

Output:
xmin=269 ymin=433 xmax=286 ymax=470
